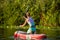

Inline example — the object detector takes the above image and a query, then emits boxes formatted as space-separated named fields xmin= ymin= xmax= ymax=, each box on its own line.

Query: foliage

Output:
xmin=0 ymin=0 xmax=60 ymax=27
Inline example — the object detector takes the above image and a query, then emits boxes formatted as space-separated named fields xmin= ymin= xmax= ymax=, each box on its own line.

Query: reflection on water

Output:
xmin=0 ymin=28 xmax=60 ymax=40
xmin=0 ymin=28 xmax=15 ymax=40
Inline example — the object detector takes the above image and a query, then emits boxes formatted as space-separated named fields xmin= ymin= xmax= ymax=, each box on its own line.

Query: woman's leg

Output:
xmin=26 ymin=28 xmax=31 ymax=40
xmin=27 ymin=27 xmax=31 ymax=34
xmin=31 ymin=28 xmax=36 ymax=34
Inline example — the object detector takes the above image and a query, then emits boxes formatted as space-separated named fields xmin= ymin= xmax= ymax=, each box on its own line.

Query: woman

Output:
xmin=20 ymin=12 xmax=36 ymax=34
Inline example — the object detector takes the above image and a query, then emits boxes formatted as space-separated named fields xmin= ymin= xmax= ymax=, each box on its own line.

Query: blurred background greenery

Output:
xmin=0 ymin=0 xmax=60 ymax=26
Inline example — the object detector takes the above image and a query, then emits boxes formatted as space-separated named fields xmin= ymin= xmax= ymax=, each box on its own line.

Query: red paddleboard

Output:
xmin=14 ymin=31 xmax=47 ymax=40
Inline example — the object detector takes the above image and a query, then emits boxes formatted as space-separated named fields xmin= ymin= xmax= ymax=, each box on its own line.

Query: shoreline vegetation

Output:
xmin=0 ymin=25 xmax=60 ymax=29
xmin=0 ymin=26 xmax=60 ymax=33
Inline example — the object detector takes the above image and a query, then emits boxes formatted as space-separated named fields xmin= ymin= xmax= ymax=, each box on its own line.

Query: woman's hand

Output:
xmin=20 ymin=25 xmax=23 ymax=27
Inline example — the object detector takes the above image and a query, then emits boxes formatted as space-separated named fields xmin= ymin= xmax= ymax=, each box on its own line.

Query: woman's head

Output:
xmin=26 ymin=12 xmax=30 ymax=17
xmin=24 ymin=12 xmax=30 ymax=18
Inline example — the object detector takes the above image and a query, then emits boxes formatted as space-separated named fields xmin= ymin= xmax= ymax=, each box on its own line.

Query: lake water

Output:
xmin=0 ymin=27 xmax=60 ymax=40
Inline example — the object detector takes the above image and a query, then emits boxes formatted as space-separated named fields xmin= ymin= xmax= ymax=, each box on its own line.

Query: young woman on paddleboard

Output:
xmin=20 ymin=12 xmax=36 ymax=34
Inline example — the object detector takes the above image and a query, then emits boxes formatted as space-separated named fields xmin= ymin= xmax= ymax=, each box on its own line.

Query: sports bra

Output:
xmin=28 ymin=17 xmax=35 ymax=27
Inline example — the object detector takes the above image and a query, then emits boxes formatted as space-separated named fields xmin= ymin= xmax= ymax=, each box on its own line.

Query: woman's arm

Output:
xmin=20 ymin=20 xmax=27 ymax=27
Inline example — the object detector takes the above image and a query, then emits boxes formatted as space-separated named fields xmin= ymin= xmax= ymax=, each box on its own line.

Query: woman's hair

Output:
xmin=24 ymin=14 xmax=27 ymax=18
xmin=27 ymin=12 xmax=30 ymax=16
xmin=24 ymin=12 xmax=30 ymax=18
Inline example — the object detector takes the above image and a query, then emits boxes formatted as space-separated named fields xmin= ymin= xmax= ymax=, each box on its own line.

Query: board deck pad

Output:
xmin=14 ymin=31 xmax=47 ymax=40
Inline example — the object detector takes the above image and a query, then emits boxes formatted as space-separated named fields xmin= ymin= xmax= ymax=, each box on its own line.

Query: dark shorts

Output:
xmin=31 ymin=26 xmax=36 ymax=34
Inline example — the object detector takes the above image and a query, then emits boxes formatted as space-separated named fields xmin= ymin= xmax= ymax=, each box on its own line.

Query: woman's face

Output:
xmin=26 ymin=12 xmax=29 ymax=16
